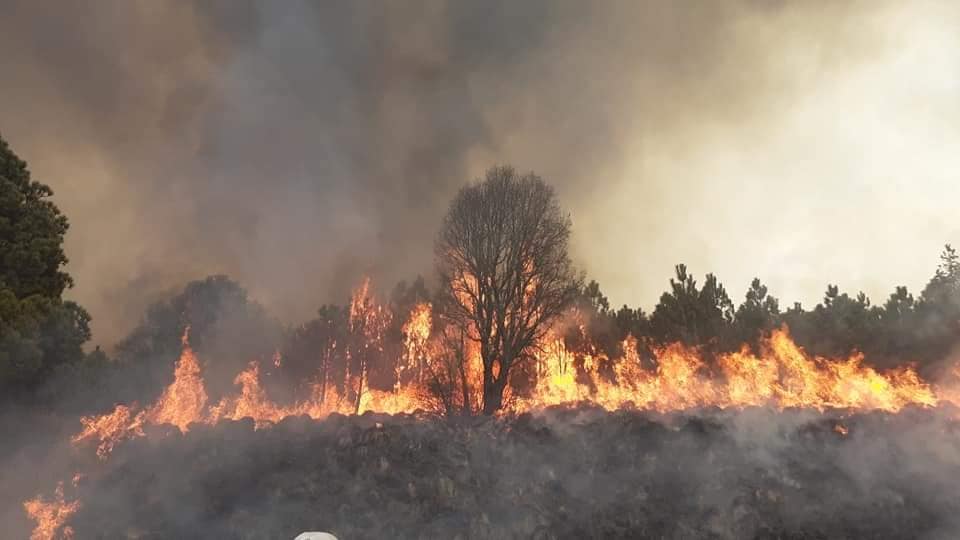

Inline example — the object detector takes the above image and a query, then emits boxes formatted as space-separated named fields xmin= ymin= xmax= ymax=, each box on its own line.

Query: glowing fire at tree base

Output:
xmin=68 ymin=325 xmax=960 ymax=462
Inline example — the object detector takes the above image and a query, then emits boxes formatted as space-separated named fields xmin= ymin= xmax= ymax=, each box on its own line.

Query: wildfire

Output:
xmin=209 ymin=361 xmax=292 ymax=427
xmin=519 ymin=328 xmax=940 ymax=413
xmin=71 ymin=403 xmax=145 ymax=459
xmin=145 ymin=327 xmax=208 ymax=431
xmin=69 ymin=309 xmax=958 ymax=467
xmin=399 ymin=302 xmax=432 ymax=386
xmin=33 ymin=285 xmax=960 ymax=538
xmin=71 ymin=327 xmax=206 ymax=458
xmin=23 ymin=482 xmax=79 ymax=540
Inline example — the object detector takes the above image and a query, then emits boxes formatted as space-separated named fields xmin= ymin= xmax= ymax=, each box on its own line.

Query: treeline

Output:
xmin=26 ymin=247 xmax=960 ymax=415
xmin=577 ymin=252 xmax=960 ymax=374
xmin=2 ymin=133 xmax=959 ymax=412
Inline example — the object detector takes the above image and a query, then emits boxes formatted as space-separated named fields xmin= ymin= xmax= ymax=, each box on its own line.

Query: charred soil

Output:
xmin=45 ymin=405 xmax=960 ymax=539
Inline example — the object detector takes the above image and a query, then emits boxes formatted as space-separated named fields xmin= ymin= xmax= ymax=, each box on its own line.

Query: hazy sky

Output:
xmin=1 ymin=1 xmax=957 ymax=347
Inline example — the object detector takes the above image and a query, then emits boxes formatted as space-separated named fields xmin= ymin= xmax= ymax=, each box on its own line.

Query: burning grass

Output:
xmin=24 ymin=288 xmax=960 ymax=539
xmin=67 ymin=322 xmax=958 ymax=466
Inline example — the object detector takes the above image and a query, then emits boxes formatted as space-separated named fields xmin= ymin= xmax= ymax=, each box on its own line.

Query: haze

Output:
xmin=1 ymin=0 xmax=957 ymax=347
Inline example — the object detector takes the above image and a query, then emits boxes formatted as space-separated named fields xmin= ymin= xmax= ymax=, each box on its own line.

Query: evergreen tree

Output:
xmin=734 ymin=278 xmax=781 ymax=344
xmin=0 ymin=134 xmax=91 ymax=394
xmin=650 ymin=264 xmax=733 ymax=348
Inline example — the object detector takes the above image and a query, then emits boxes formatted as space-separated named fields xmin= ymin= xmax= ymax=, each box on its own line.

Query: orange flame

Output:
xmin=71 ymin=403 xmax=145 ymax=459
xmin=399 ymin=302 xmax=432 ymax=386
xmin=23 ymin=482 xmax=79 ymax=540
xmin=71 ymin=303 xmax=960 ymax=467
xmin=43 ymin=289 xmax=960 ymax=536
xmin=515 ymin=328 xmax=941 ymax=413
xmin=70 ymin=299 xmax=960 ymax=462
xmin=71 ymin=328 xmax=206 ymax=459
xmin=145 ymin=327 xmax=208 ymax=431
xmin=70 ymin=285 xmax=430 ymax=460
xmin=209 ymin=362 xmax=293 ymax=427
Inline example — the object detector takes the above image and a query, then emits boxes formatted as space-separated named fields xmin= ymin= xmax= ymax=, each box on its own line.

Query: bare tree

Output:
xmin=436 ymin=165 xmax=582 ymax=414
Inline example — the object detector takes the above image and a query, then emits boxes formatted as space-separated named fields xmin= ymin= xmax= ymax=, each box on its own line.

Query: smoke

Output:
xmin=7 ymin=407 xmax=960 ymax=539
xmin=1 ymin=1 xmax=958 ymax=347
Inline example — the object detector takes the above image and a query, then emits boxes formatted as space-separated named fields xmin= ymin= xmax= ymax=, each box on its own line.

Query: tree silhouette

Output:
xmin=914 ymin=245 xmax=960 ymax=364
xmin=580 ymin=280 xmax=611 ymax=314
xmin=614 ymin=305 xmax=649 ymax=341
xmin=280 ymin=304 xmax=349 ymax=405
xmin=650 ymin=264 xmax=733 ymax=348
xmin=114 ymin=275 xmax=282 ymax=403
xmin=435 ymin=166 xmax=582 ymax=414
xmin=734 ymin=278 xmax=781 ymax=345
xmin=922 ymin=245 xmax=960 ymax=307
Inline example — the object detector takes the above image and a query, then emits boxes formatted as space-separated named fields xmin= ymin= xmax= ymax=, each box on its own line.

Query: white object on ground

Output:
xmin=294 ymin=533 xmax=338 ymax=540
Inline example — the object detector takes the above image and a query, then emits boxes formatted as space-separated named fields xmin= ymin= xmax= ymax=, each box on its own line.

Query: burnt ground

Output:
xmin=17 ymin=405 xmax=960 ymax=539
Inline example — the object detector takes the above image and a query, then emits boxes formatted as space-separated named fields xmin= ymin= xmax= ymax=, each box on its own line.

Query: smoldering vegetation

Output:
xmin=20 ymin=406 xmax=960 ymax=540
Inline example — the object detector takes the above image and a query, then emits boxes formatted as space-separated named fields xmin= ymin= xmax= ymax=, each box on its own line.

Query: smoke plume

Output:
xmin=0 ymin=0 xmax=957 ymax=348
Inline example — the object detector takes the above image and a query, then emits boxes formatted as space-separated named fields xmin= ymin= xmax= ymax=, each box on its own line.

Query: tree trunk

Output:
xmin=482 ymin=383 xmax=503 ymax=415
xmin=482 ymin=370 xmax=508 ymax=415
xmin=318 ymin=351 xmax=329 ymax=407
xmin=354 ymin=359 xmax=365 ymax=415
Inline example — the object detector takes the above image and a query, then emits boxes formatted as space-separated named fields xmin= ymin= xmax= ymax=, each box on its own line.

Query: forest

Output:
xmin=6 ymin=129 xmax=960 ymax=539
xmin=3 ymin=133 xmax=959 ymax=418
xmin=4 ymin=0 xmax=959 ymax=535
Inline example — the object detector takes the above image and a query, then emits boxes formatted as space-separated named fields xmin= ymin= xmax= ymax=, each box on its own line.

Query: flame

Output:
xmin=70 ymin=306 xmax=960 ymax=459
xmin=144 ymin=327 xmax=208 ymax=431
xmin=43 ymin=285 xmax=960 ymax=535
xmin=349 ymin=278 xmax=391 ymax=340
xmin=71 ymin=403 xmax=145 ymax=459
xmin=516 ymin=328 xmax=941 ymax=413
xmin=209 ymin=362 xmax=293 ymax=427
xmin=400 ymin=302 xmax=432 ymax=386
xmin=24 ymin=482 xmax=79 ymax=540
xmin=70 ymin=284 xmax=422 ymax=460
xmin=70 ymin=304 xmax=959 ymax=466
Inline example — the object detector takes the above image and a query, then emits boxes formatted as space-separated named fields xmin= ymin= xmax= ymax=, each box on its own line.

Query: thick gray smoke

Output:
xmin=2 ymin=4 xmax=959 ymax=537
xmin=1 ymin=1 xmax=957 ymax=349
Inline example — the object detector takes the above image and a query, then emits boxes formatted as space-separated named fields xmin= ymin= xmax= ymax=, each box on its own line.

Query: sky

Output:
xmin=0 ymin=0 xmax=958 ymax=347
